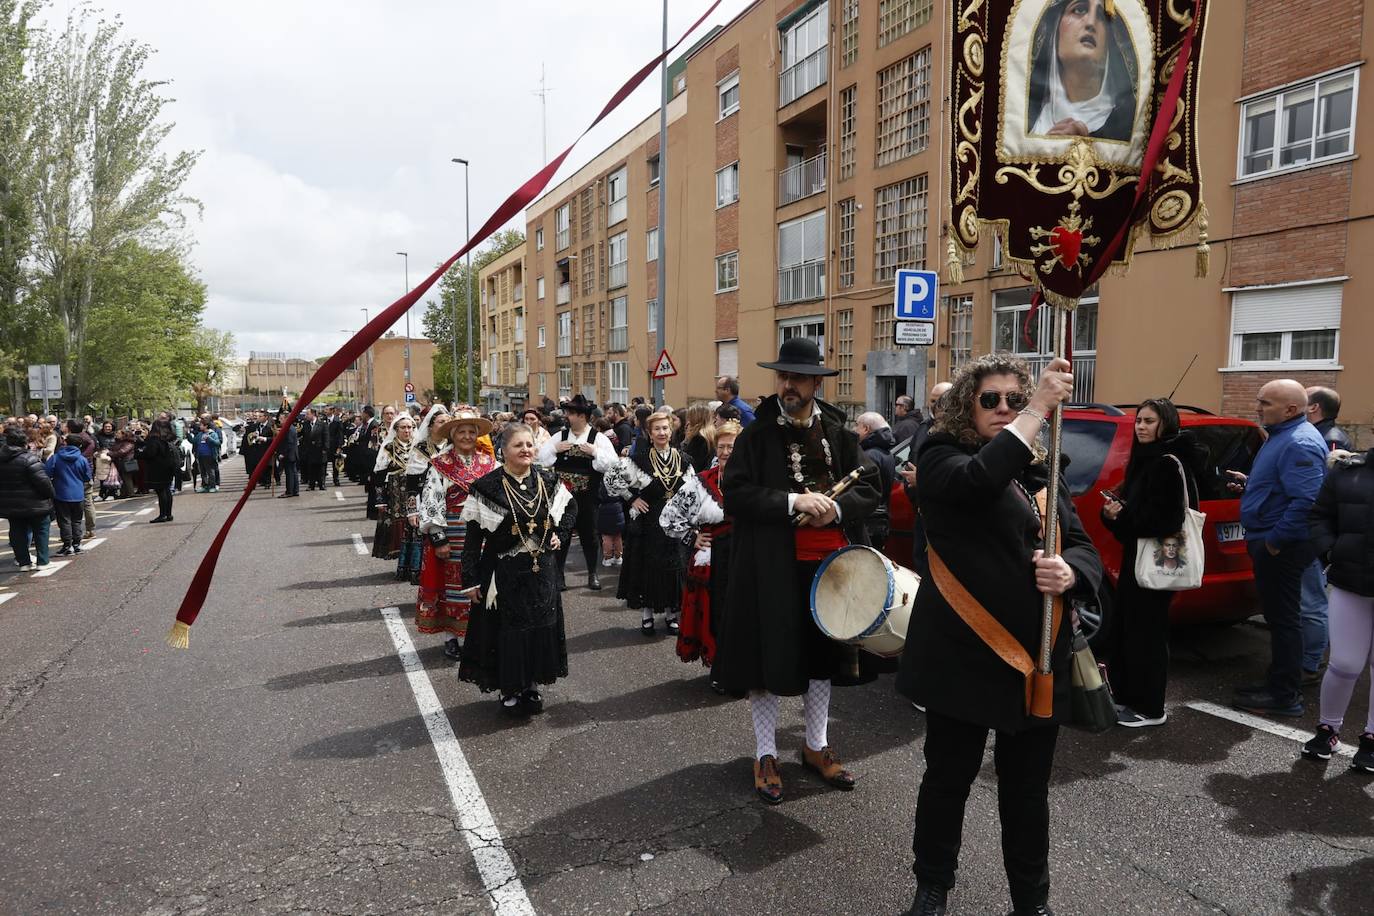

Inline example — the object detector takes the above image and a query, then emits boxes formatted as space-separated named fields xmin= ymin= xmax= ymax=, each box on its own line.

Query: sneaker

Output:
xmin=1352 ymin=733 xmax=1374 ymax=773
xmin=1116 ymin=705 xmax=1167 ymax=728
xmin=613 ymin=556 xmax=623 ymax=566
xmin=57 ymin=546 xmax=73 ymax=557
xmin=1233 ymin=692 xmax=1304 ymax=717
xmin=210 ymin=486 xmax=219 ymax=493
xmin=72 ymin=546 xmax=82 ymax=555
xmin=1301 ymin=723 xmax=1339 ymax=761
xmin=34 ymin=560 xmax=50 ymax=569
xmin=17 ymin=564 xmax=35 ymax=572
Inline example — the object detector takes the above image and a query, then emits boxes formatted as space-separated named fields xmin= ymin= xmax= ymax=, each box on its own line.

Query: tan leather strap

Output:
xmin=925 ymin=487 xmax=1063 ymax=715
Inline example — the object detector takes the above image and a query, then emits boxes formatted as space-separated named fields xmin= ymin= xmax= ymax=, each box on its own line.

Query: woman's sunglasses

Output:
xmin=977 ymin=390 xmax=1029 ymax=411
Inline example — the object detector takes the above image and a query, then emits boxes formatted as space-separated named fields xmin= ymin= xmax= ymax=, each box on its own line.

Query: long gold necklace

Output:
xmin=649 ymin=447 xmax=683 ymax=493
xmin=501 ymin=469 xmax=553 ymax=571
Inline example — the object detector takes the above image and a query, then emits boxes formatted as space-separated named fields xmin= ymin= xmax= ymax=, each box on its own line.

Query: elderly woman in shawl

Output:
xmin=371 ymin=413 xmax=414 ymax=564
xmin=399 ymin=404 xmax=451 ymax=583
xmin=1028 ymin=0 xmax=1138 ymax=142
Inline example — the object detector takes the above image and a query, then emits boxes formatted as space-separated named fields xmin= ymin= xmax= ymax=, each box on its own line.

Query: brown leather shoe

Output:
xmin=753 ymin=754 xmax=783 ymax=805
xmin=801 ymin=745 xmax=856 ymax=790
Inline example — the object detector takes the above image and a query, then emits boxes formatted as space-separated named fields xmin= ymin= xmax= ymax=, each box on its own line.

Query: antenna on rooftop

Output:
xmin=533 ymin=64 xmax=556 ymax=165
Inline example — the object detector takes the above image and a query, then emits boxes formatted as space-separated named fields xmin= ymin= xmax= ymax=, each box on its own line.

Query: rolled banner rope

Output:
xmin=167 ymin=0 xmax=724 ymax=649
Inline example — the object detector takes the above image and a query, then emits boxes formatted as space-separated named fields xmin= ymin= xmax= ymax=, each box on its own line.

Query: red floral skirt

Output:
xmin=675 ymin=562 xmax=715 ymax=666
xmin=415 ymin=518 xmax=470 ymax=636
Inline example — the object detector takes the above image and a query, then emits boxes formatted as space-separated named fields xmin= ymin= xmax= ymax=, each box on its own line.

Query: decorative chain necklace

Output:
xmin=501 ymin=471 xmax=553 ymax=571
xmin=650 ymin=447 xmax=684 ymax=493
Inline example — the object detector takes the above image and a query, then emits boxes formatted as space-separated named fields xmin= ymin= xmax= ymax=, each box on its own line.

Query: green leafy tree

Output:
xmin=0 ymin=1 xmax=40 ymax=411
xmin=181 ymin=325 xmax=235 ymax=414
xmin=423 ymin=228 xmax=524 ymax=404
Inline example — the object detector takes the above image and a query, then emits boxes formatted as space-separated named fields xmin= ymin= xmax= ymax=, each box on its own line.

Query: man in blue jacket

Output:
xmin=45 ymin=434 xmax=93 ymax=556
xmin=1229 ymin=379 xmax=1328 ymax=716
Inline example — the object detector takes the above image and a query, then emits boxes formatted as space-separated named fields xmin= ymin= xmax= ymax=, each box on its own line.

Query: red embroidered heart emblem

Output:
xmin=1048 ymin=227 xmax=1082 ymax=269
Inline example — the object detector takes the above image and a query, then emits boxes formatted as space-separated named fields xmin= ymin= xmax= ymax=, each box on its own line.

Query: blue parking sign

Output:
xmin=404 ymin=392 xmax=417 ymax=403
xmin=894 ymin=269 xmax=939 ymax=321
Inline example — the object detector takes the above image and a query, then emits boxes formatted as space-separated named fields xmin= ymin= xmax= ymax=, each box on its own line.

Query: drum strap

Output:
xmin=925 ymin=489 xmax=1063 ymax=716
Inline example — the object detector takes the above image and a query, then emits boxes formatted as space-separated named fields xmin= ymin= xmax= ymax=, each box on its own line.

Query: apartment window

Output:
xmin=779 ymin=2 xmax=828 ymax=107
xmin=778 ymin=210 xmax=826 ymax=303
xmin=609 ymin=360 xmax=629 ymax=403
xmin=647 ymin=227 xmax=659 ymax=262
xmin=648 ymin=155 xmax=660 ymax=187
xmin=778 ymin=315 xmax=825 ymax=354
xmin=946 ymin=295 xmax=973 ymax=370
xmin=580 ymin=303 xmax=596 ymax=353
xmin=840 ymin=0 xmax=859 ymax=68
xmin=878 ymin=0 xmax=933 ymax=48
xmin=715 ymin=251 xmax=740 ymax=293
xmin=994 ymin=287 xmax=1098 ymax=401
xmin=537 ymin=325 xmax=546 ymax=348
xmin=647 ymin=298 xmax=658 ymax=333
xmin=581 ymin=245 xmax=596 ymax=296
xmin=836 ymin=309 xmax=854 ymax=398
xmin=514 ymin=309 xmax=525 ymax=344
xmin=608 ymin=232 xmax=628 ymax=289
xmin=874 ymin=175 xmax=928 ymax=283
xmin=607 ymin=166 xmax=628 ymax=225
xmin=716 ymin=162 xmax=739 ymax=207
xmin=537 ymin=276 xmax=545 ymax=299
xmin=717 ymin=340 xmax=739 ymax=376
xmin=535 ymin=227 xmax=544 ymax=251
xmin=609 ymin=295 xmax=629 ymax=352
xmin=490 ymin=353 xmax=500 ymax=385
xmin=558 ymin=366 xmax=572 ymax=400
xmin=555 ymin=204 xmax=570 ymax=251
xmin=873 ymin=304 xmax=897 ymax=348
xmin=1240 ymin=70 xmax=1357 ymax=178
xmin=1229 ymin=281 xmax=1342 ymax=367
xmin=557 ymin=311 xmax=572 ymax=357
xmin=876 ymin=48 xmax=932 ymax=167
xmin=991 ymin=232 xmax=1004 ymax=270
xmin=837 ymin=198 xmax=856 ymax=289
xmin=538 ymin=372 xmax=546 ymax=396
xmin=839 ymin=85 xmax=857 ymax=181
xmin=719 ymin=71 xmax=740 ymax=118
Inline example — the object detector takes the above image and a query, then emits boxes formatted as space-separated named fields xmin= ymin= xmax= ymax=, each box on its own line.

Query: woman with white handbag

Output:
xmin=1101 ymin=398 xmax=1206 ymax=728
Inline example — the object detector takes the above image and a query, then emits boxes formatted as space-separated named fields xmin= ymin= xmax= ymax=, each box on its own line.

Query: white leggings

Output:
xmin=1319 ymin=586 xmax=1374 ymax=735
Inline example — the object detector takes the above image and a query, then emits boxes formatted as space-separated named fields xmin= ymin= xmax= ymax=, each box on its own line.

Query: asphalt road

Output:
xmin=0 ymin=463 xmax=1369 ymax=916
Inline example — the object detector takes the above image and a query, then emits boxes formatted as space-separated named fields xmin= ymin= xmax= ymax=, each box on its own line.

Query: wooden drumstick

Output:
xmin=792 ymin=468 xmax=862 ymax=527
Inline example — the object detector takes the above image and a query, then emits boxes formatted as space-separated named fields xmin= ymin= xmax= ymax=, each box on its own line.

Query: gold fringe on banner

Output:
xmin=946 ymin=238 xmax=965 ymax=285
xmin=1195 ymin=201 xmax=1210 ymax=278
xmin=166 ymin=620 xmax=190 ymax=650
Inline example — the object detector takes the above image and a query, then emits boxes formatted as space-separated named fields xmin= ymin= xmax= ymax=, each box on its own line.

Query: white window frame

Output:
xmin=609 ymin=295 xmax=629 ymax=352
xmin=1237 ymin=67 xmax=1359 ymax=181
xmin=607 ymin=166 xmax=628 ymax=226
xmin=777 ymin=314 xmax=825 ymax=355
xmin=716 ymin=161 xmax=739 ymax=208
xmin=555 ymin=204 xmax=570 ymax=251
xmin=537 ymin=325 xmax=546 ymax=349
xmin=715 ymin=251 xmax=740 ymax=293
xmin=608 ymin=232 xmax=628 ymax=289
xmin=648 ymin=155 xmax=660 ymax=187
xmin=718 ymin=71 xmax=740 ymax=119
xmin=557 ymin=311 xmax=572 ymax=357
xmin=1226 ymin=279 xmax=1344 ymax=369
xmin=647 ymin=227 xmax=659 ymax=261
xmin=557 ymin=366 xmax=572 ymax=400
xmin=536 ymin=276 xmax=545 ymax=299
xmin=608 ymin=360 xmax=629 ymax=404
xmin=647 ymin=298 xmax=658 ymax=333
xmin=535 ymin=227 xmax=544 ymax=251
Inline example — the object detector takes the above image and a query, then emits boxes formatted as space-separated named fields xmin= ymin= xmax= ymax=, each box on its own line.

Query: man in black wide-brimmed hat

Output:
xmin=538 ymin=393 xmax=617 ymax=590
xmin=713 ymin=337 xmax=880 ymax=805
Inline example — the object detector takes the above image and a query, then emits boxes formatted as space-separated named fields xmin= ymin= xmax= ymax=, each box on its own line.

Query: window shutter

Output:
xmin=1232 ymin=283 xmax=1342 ymax=334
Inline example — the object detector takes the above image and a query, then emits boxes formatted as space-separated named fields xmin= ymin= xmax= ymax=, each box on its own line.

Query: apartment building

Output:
xmin=358 ymin=337 xmax=436 ymax=410
xmin=477 ymin=245 xmax=529 ymax=412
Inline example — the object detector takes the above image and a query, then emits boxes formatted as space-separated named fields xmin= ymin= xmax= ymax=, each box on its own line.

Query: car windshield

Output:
xmin=1061 ymin=419 xmax=1116 ymax=496
xmin=1189 ymin=424 xmax=1262 ymax=501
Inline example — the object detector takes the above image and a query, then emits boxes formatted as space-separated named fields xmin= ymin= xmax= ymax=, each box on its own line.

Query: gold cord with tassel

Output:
xmin=1195 ymin=201 xmax=1210 ymax=278
xmin=946 ymin=237 xmax=965 ymax=285
xmin=166 ymin=620 xmax=190 ymax=650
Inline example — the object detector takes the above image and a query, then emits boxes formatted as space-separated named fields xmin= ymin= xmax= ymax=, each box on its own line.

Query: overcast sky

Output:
xmin=54 ymin=0 xmax=754 ymax=360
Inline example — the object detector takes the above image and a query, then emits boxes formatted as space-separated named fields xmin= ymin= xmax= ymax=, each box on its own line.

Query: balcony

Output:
xmin=779 ymin=45 xmax=827 ymax=108
xmin=1026 ymin=355 xmax=1097 ymax=403
xmin=556 ymin=282 xmax=571 ymax=305
xmin=778 ymin=260 xmax=825 ymax=304
xmin=779 ymin=151 xmax=827 ymax=206
xmin=608 ymin=262 xmax=628 ymax=290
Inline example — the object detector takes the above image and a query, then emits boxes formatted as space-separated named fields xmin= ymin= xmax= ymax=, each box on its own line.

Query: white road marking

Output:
xmin=80 ymin=538 xmax=106 ymax=551
xmin=30 ymin=561 xmax=69 ymax=578
xmin=1186 ymin=701 xmax=1355 ymax=758
xmin=379 ymin=607 xmax=535 ymax=916
xmin=135 ymin=507 xmax=155 ymax=517
xmin=0 ymin=593 xmax=15 ymax=607
xmin=334 ymin=489 xmax=345 ymax=501
xmin=114 ymin=520 xmax=133 ymax=531
xmin=351 ymin=533 xmax=369 ymax=555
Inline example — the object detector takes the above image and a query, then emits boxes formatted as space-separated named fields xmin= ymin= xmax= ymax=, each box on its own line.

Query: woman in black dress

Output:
xmin=606 ymin=410 xmax=692 ymax=636
xmin=457 ymin=423 xmax=576 ymax=717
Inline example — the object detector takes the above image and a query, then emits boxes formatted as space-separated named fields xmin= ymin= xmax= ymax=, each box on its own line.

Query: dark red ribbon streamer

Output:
xmin=170 ymin=0 xmax=723 ymax=642
xmin=1023 ymin=5 xmax=1202 ymax=358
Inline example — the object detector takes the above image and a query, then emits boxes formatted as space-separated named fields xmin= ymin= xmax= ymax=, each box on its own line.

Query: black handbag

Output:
xmin=122 ymin=458 xmax=139 ymax=473
xmin=1067 ymin=628 xmax=1116 ymax=733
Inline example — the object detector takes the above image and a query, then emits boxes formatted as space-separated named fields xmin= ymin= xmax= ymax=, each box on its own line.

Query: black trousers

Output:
xmin=912 ymin=710 xmax=1059 ymax=910
xmin=283 ymin=461 xmax=300 ymax=496
xmin=331 ymin=454 xmax=340 ymax=486
xmin=1247 ymin=540 xmax=1313 ymax=704
xmin=556 ymin=490 xmax=600 ymax=580
xmin=1109 ymin=565 xmax=1175 ymax=719
xmin=306 ymin=460 xmax=325 ymax=489
xmin=154 ymin=482 xmax=174 ymax=519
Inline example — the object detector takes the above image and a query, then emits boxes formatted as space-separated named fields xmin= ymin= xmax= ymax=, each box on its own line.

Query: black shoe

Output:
xmin=1009 ymin=906 xmax=1054 ymax=916
xmin=1233 ymin=691 xmax=1304 ymax=717
xmin=57 ymin=546 xmax=73 ymax=556
xmin=443 ymin=638 xmax=462 ymax=661
xmin=587 ymin=574 xmax=602 ymax=590
xmin=666 ymin=617 xmax=680 ymax=635
xmin=906 ymin=883 xmax=948 ymax=916
xmin=500 ymin=695 xmax=529 ymax=718
xmin=277 ymin=494 xmax=291 ymax=499
xmin=520 ymin=689 xmax=544 ymax=714
xmin=641 ymin=618 xmax=655 ymax=636
xmin=149 ymin=517 xmax=165 ymax=524
xmin=1353 ymin=733 xmax=1374 ymax=773
xmin=1302 ymin=723 xmax=1339 ymax=761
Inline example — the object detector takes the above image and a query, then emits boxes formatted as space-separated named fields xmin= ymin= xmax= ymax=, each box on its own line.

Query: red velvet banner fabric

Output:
xmin=170 ymin=1 xmax=722 ymax=643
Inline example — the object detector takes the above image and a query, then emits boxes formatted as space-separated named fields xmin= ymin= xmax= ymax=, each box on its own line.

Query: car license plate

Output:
xmin=1216 ymin=522 xmax=1245 ymax=543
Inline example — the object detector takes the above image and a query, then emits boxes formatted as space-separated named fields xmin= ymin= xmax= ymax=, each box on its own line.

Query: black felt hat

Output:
xmin=757 ymin=337 xmax=838 ymax=377
xmin=560 ymin=393 xmax=596 ymax=415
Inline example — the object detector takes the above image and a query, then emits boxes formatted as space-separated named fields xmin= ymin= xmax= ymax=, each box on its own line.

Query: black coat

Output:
xmin=896 ymin=430 xmax=1103 ymax=733
xmin=682 ymin=433 xmax=712 ymax=473
xmin=135 ymin=436 xmax=179 ymax=485
xmin=1310 ymin=449 xmax=1374 ymax=597
xmin=299 ymin=420 xmax=325 ymax=463
xmin=860 ymin=426 xmax=898 ymax=519
xmin=1100 ymin=434 xmax=1202 ymax=583
xmin=714 ymin=395 xmax=882 ymax=696
xmin=892 ymin=413 xmax=922 ymax=446
xmin=0 ymin=444 xmax=55 ymax=518
xmin=280 ymin=424 xmax=299 ymax=463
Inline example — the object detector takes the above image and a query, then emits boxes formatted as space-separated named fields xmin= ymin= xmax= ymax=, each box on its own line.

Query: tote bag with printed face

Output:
xmin=1134 ymin=455 xmax=1205 ymax=591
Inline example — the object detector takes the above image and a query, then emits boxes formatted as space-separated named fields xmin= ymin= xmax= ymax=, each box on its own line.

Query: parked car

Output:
xmin=885 ymin=404 xmax=1263 ymax=647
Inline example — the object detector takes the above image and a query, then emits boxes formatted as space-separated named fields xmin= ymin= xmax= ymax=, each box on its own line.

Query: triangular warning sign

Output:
xmin=652 ymin=349 xmax=678 ymax=379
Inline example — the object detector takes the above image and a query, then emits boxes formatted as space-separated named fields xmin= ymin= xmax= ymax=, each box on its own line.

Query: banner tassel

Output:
xmin=1195 ymin=201 xmax=1210 ymax=278
xmin=946 ymin=238 xmax=965 ymax=285
xmin=166 ymin=620 xmax=190 ymax=650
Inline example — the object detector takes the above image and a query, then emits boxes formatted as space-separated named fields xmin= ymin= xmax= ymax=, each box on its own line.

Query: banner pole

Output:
xmin=1037 ymin=302 xmax=1072 ymax=678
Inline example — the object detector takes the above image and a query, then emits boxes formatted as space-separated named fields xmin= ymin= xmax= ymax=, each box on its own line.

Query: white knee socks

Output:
xmin=749 ymin=680 xmax=832 ymax=759
xmin=802 ymin=679 xmax=831 ymax=752
xmin=749 ymin=691 xmax=780 ymax=760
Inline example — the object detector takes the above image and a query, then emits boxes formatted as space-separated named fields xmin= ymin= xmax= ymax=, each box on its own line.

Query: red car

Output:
xmin=885 ymin=404 xmax=1263 ymax=646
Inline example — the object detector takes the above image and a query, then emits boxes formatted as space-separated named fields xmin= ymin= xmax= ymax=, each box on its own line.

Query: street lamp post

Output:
xmin=451 ymin=158 xmax=472 ymax=407
xmin=360 ymin=308 xmax=375 ymax=408
xmin=396 ymin=251 xmax=411 ymax=390
xmin=339 ymin=330 xmax=358 ymax=412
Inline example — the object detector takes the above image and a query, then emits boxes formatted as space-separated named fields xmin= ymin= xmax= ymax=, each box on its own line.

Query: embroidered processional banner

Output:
xmin=947 ymin=0 xmax=1210 ymax=306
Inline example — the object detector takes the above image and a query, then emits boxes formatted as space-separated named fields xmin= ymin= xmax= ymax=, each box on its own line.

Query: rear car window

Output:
xmin=1061 ymin=420 xmax=1116 ymax=496
xmin=1188 ymin=424 xmax=1262 ymax=501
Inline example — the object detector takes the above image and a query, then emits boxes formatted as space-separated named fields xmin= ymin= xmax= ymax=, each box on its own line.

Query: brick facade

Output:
xmin=1241 ymin=0 xmax=1364 ymax=96
xmin=1220 ymin=369 xmax=1340 ymax=418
